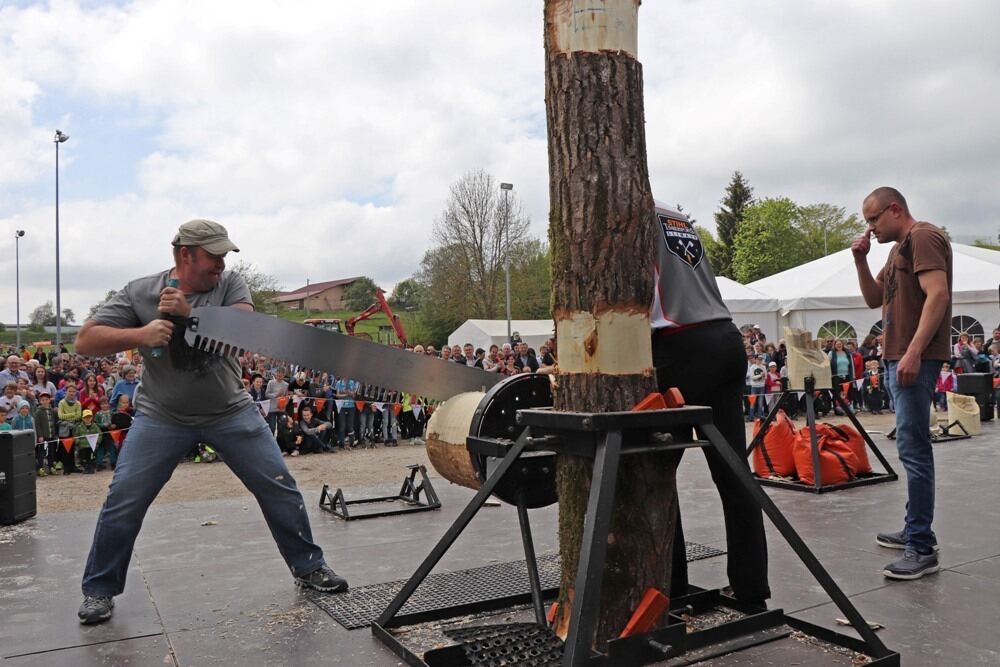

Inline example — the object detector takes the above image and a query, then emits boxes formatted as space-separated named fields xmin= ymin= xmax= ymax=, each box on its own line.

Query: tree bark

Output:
xmin=544 ymin=0 xmax=678 ymax=649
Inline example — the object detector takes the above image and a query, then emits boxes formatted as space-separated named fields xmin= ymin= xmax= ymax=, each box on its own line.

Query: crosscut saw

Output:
xmin=183 ymin=306 xmax=501 ymax=401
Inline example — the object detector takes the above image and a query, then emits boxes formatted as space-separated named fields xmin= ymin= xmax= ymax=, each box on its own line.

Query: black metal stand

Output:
xmin=319 ymin=464 xmax=441 ymax=520
xmin=371 ymin=406 xmax=898 ymax=667
xmin=746 ymin=377 xmax=898 ymax=493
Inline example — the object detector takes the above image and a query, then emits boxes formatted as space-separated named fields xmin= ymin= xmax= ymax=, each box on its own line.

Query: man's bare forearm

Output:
xmin=75 ymin=321 xmax=147 ymax=357
xmin=854 ymin=258 xmax=882 ymax=309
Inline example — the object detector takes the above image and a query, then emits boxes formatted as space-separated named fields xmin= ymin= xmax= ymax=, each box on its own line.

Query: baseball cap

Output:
xmin=172 ymin=219 xmax=240 ymax=255
xmin=768 ymin=361 xmax=777 ymax=367
xmin=82 ymin=409 xmax=94 ymax=418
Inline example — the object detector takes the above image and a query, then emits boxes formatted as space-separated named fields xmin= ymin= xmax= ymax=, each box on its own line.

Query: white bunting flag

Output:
xmin=796 ymin=392 xmax=805 ymax=401
xmin=855 ymin=379 xmax=864 ymax=390
xmin=373 ymin=402 xmax=384 ymax=413
xmin=335 ymin=400 xmax=345 ymax=411
xmin=85 ymin=433 xmax=100 ymax=450
xmin=256 ymin=400 xmax=269 ymax=417
xmin=412 ymin=405 xmax=423 ymax=419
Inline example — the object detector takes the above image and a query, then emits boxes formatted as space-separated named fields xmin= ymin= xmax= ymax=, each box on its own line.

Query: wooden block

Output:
xmin=784 ymin=327 xmax=832 ymax=389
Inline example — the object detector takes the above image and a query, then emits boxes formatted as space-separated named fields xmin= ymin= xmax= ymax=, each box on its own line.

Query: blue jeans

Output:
xmin=750 ymin=386 xmax=767 ymax=419
xmin=82 ymin=405 xmax=326 ymax=597
xmin=382 ymin=407 xmax=396 ymax=442
xmin=885 ymin=359 xmax=942 ymax=554
xmin=336 ymin=406 xmax=356 ymax=445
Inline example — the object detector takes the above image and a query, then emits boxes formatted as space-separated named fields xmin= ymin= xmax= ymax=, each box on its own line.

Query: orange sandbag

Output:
xmin=794 ymin=427 xmax=860 ymax=486
xmin=751 ymin=410 xmax=798 ymax=478
xmin=819 ymin=423 xmax=872 ymax=474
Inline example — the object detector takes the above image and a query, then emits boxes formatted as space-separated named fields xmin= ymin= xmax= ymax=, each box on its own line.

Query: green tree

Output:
xmin=231 ymin=261 xmax=283 ymax=311
xmin=713 ymin=171 xmax=754 ymax=278
xmin=342 ymin=276 xmax=381 ymax=312
xmin=795 ymin=204 xmax=865 ymax=259
xmin=508 ymin=239 xmax=551 ymax=320
xmin=434 ymin=169 xmax=530 ymax=319
xmin=693 ymin=225 xmax=724 ymax=272
xmin=972 ymin=238 xmax=999 ymax=251
xmin=29 ymin=301 xmax=73 ymax=328
xmin=413 ymin=245 xmax=473 ymax=345
xmin=732 ymin=197 xmax=801 ymax=283
xmin=87 ymin=290 xmax=118 ymax=320
xmin=388 ymin=278 xmax=423 ymax=312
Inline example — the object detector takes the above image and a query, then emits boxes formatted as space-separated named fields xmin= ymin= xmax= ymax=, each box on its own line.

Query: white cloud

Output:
xmin=1 ymin=0 xmax=999 ymax=324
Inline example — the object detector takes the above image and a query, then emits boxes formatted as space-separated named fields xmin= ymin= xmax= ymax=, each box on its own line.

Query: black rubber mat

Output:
xmin=309 ymin=542 xmax=725 ymax=630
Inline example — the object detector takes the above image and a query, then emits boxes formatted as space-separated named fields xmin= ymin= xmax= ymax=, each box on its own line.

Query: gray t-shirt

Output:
xmin=93 ymin=269 xmax=254 ymax=426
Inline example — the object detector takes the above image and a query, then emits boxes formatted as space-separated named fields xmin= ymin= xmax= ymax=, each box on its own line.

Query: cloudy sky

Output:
xmin=2 ymin=0 xmax=998 ymax=324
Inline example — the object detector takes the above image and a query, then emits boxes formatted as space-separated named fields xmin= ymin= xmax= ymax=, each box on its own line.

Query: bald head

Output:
xmin=864 ymin=187 xmax=909 ymax=215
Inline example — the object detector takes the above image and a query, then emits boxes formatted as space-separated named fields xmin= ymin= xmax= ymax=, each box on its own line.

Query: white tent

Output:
xmin=747 ymin=242 xmax=1000 ymax=343
xmin=448 ymin=319 xmax=554 ymax=352
xmin=716 ymin=276 xmax=781 ymax=340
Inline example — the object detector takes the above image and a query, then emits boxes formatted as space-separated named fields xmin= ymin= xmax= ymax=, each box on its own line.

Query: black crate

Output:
xmin=956 ymin=372 xmax=995 ymax=421
xmin=0 ymin=430 xmax=37 ymax=525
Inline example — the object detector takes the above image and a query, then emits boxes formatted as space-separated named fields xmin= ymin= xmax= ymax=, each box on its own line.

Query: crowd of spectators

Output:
xmin=5 ymin=323 xmax=996 ymax=467
xmin=740 ymin=325 xmax=1000 ymax=421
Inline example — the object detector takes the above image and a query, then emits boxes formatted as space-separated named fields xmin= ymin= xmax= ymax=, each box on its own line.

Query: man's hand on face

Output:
xmin=158 ymin=287 xmax=191 ymax=318
xmin=851 ymin=227 xmax=873 ymax=259
xmin=141 ymin=320 xmax=174 ymax=348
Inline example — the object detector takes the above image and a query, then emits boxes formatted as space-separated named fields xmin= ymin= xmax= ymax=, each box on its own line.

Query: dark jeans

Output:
xmin=82 ymin=405 xmax=326 ymax=597
xmin=885 ymin=360 xmax=941 ymax=554
xmin=654 ymin=320 xmax=770 ymax=602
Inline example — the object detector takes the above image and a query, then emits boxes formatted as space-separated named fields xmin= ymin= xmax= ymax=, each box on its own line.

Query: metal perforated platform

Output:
xmin=309 ymin=543 xmax=725 ymax=629
xmin=442 ymin=623 xmax=564 ymax=666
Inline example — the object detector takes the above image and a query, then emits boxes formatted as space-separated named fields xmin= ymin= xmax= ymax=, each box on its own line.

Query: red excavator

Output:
xmin=345 ymin=288 xmax=408 ymax=348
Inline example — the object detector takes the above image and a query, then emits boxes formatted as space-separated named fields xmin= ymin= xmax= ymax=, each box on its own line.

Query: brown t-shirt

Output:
xmin=876 ymin=222 xmax=952 ymax=361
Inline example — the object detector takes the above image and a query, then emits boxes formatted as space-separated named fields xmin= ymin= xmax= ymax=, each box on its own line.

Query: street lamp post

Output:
xmin=54 ymin=129 xmax=69 ymax=349
xmin=15 ymin=230 xmax=25 ymax=349
xmin=500 ymin=182 xmax=513 ymax=342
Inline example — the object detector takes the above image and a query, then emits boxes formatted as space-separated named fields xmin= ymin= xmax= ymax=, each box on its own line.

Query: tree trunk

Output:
xmin=544 ymin=0 xmax=678 ymax=649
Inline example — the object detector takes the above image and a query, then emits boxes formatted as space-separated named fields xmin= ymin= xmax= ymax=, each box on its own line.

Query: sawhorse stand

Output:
xmin=371 ymin=406 xmax=898 ymax=666
xmin=319 ymin=464 xmax=441 ymax=520
xmin=747 ymin=376 xmax=898 ymax=492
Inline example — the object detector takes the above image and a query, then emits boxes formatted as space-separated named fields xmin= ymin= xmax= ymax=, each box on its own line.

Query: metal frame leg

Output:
xmin=804 ymin=392 xmax=823 ymax=489
xmin=832 ymin=392 xmax=898 ymax=478
xmin=744 ymin=391 xmax=786 ymax=458
xmin=516 ymin=490 xmax=547 ymax=626
xmin=563 ymin=429 xmax=624 ymax=667
xmin=375 ymin=430 xmax=531 ymax=627
xmin=700 ymin=422 xmax=893 ymax=658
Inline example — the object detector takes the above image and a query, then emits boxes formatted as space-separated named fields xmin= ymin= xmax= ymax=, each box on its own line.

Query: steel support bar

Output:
xmin=375 ymin=429 xmax=531 ymax=627
xmin=563 ymin=430 xmax=624 ymax=667
xmin=699 ymin=422 xmax=893 ymax=658
xmin=516 ymin=491 xmax=547 ymax=626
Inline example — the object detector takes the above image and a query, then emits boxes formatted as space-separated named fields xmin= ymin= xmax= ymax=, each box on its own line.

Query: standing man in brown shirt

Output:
xmin=852 ymin=187 xmax=952 ymax=580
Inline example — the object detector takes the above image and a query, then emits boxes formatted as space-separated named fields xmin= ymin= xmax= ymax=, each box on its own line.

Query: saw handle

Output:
xmin=150 ymin=278 xmax=179 ymax=359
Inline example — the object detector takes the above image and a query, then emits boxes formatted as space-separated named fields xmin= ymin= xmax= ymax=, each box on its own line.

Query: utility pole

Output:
xmin=501 ymin=182 xmax=513 ymax=341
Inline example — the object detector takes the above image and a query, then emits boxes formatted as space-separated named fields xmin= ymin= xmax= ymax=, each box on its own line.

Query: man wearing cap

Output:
xmin=74 ymin=219 xmax=347 ymax=625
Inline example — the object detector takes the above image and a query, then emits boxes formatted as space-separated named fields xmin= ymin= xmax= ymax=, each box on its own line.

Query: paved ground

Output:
xmin=2 ymin=418 xmax=998 ymax=665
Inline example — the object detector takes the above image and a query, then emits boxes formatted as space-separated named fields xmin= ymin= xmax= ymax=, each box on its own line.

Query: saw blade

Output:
xmin=184 ymin=306 xmax=501 ymax=401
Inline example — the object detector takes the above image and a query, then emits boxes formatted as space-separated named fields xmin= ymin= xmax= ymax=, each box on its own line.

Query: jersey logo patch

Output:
xmin=659 ymin=214 xmax=704 ymax=269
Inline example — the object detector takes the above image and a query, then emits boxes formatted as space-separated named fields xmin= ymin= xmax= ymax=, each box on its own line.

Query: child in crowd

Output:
xmin=747 ymin=355 xmax=767 ymax=421
xmin=934 ymin=362 xmax=956 ymax=412
xmin=75 ymin=409 xmax=102 ymax=474
xmin=93 ymin=397 xmax=118 ymax=470
xmin=0 ymin=407 xmax=9 ymax=430
xmin=0 ymin=382 xmax=18 ymax=415
xmin=57 ymin=384 xmax=83 ymax=474
xmin=34 ymin=393 xmax=57 ymax=475
xmin=110 ymin=395 xmax=134 ymax=450
xmin=863 ymin=359 xmax=885 ymax=415
xmin=11 ymin=399 xmax=34 ymax=432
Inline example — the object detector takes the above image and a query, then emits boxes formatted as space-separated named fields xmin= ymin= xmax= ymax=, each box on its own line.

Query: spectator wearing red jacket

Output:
xmin=934 ymin=362 xmax=956 ymax=411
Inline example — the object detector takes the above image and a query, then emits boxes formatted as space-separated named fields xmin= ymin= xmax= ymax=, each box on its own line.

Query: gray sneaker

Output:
xmin=295 ymin=566 xmax=349 ymax=593
xmin=882 ymin=549 xmax=940 ymax=580
xmin=876 ymin=530 xmax=939 ymax=552
xmin=78 ymin=595 xmax=114 ymax=624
